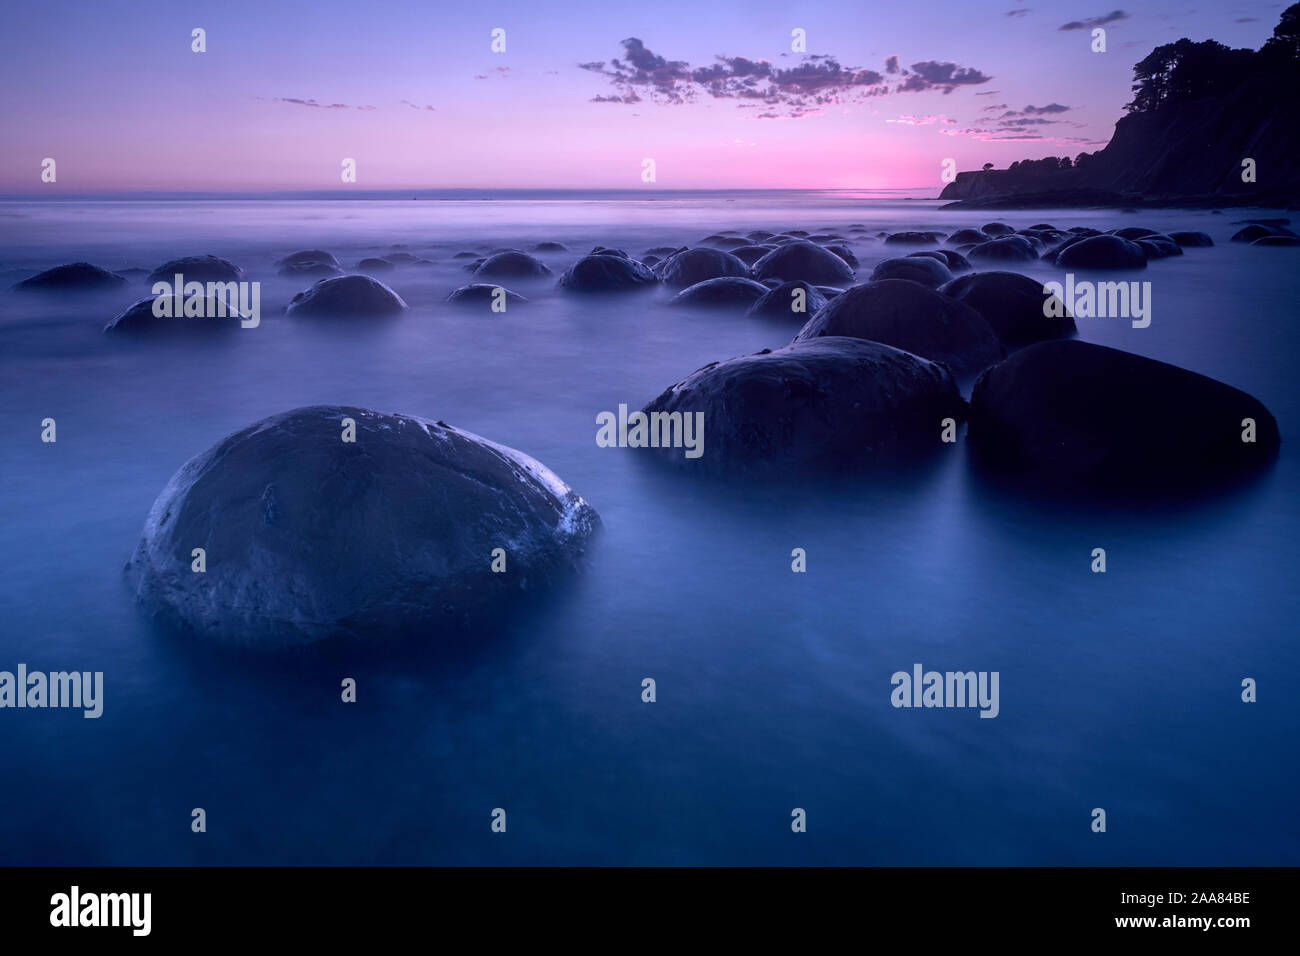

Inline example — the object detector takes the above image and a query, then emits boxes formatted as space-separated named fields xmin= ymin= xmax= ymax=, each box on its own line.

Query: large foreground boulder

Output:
xmin=104 ymin=295 xmax=246 ymax=334
xmin=558 ymin=254 xmax=657 ymax=292
xmin=968 ymin=340 xmax=1280 ymax=494
xmin=870 ymin=256 xmax=953 ymax=289
xmin=746 ymin=280 xmax=829 ymax=320
xmin=793 ymin=279 xmax=1002 ymax=377
xmin=751 ymin=240 xmax=855 ymax=284
xmin=640 ymin=338 xmax=963 ymax=474
xmin=13 ymin=262 xmax=126 ymax=292
xmin=128 ymin=406 xmax=600 ymax=645
xmin=286 ymin=275 xmax=408 ymax=317
xmin=939 ymin=271 xmax=1075 ymax=350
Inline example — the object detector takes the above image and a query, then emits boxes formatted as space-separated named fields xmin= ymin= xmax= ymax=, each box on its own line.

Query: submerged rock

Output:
xmin=669 ymin=277 xmax=769 ymax=307
xmin=732 ymin=245 xmax=774 ymax=266
xmin=357 ymin=257 xmax=396 ymax=274
xmin=911 ymin=249 xmax=972 ymax=273
xmin=657 ymin=248 xmax=752 ymax=289
xmin=127 ymin=406 xmax=600 ymax=645
xmin=532 ymin=241 xmax=568 ymax=252
xmin=277 ymin=250 xmax=343 ymax=278
xmin=558 ymin=254 xmax=657 ymax=292
xmin=981 ymin=222 xmax=1016 ymax=236
xmin=884 ymin=231 xmax=940 ymax=246
xmin=939 ymin=271 xmax=1075 ymax=350
xmin=1253 ymin=235 xmax=1300 ymax=247
xmin=445 ymin=284 xmax=528 ymax=307
xmin=968 ymin=340 xmax=1280 ymax=494
xmin=1230 ymin=224 xmax=1275 ymax=243
xmin=1137 ymin=236 xmax=1183 ymax=259
xmin=13 ymin=262 xmax=126 ymax=292
xmin=285 ymin=275 xmax=408 ymax=317
xmin=640 ymin=338 xmax=963 ymax=474
xmin=947 ymin=228 xmax=988 ymax=246
xmin=752 ymin=240 xmax=855 ymax=284
xmin=1169 ymin=231 xmax=1214 ymax=247
xmin=870 ymin=256 xmax=953 ymax=289
xmin=968 ymin=236 xmax=1038 ymax=265
xmin=147 ymin=255 xmax=243 ymax=284
xmin=473 ymin=251 xmax=552 ymax=279
xmin=794 ymin=279 xmax=1002 ymax=377
xmin=746 ymin=280 xmax=829 ymax=320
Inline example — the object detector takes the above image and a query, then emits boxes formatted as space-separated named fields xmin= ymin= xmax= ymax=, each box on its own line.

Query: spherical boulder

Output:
xmin=911 ymin=249 xmax=972 ymax=273
xmin=947 ymin=228 xmax=988 ymax=246
xmin=656 ymin=247 xmax=752 ymax=289
xmin=277 ymin=250 xmax=343 ymax=278
xmin=285 ymin=275 xmax=408 ymax=317
xmin=473 ymin=251 xmax=552 ymax=279
xmin=640 ymin=338 xmax=964 ymax=474
xmin=939 ymin=271 xmax=1075 ymax=350
xmin=104 ymin=295 xmax=245 ymax=334
xmin=793 ymin=278 xmax=1002 ymax=377
xmin=558 ymin=254 xmax=657 ymax=292
xmin=1137 ymin=236 xmax=1183 ymax=259
xmin=357 ymin=257 xmax=396 ymax=274
xmin=870 ymin=255 xmax=953 ymax=289
xmin=981 ymin=222 xmax=1016 ymax=237
xmin=968 ymin=236 xmax=1039 ymax=265
xmin=669 ymin=276 xmax=769 ymax=308
xmin=445 ymin=284 xmax=528 ymax=307
xmin=884 ymin=231 xmax=941 ymax=246
xmin=968 ymin=340 xmax=1280 ymax=494
xmin=1169 ymin=231 xmax=1214 ymax=248
xmin=745 ymin=280 xmax=829 ymax=320
xmin=752 ymin=240 xmax=855 ymax=284
xmin=127 ymin=406 xmax=601 ymax=645
xmin=732 ymin=245 xmax=773 ymax=266
xmin=1252 ymin=235 xmax=1300 ymax=247
xmin=147 ymin=255 xmax=243 ymax=284
xmin=1054 ymin=235 xmax=1147 ymax=270
xmin=1231 ymin=224 xmax=1274 ymax=243
xmin=532 ymin=241 xmax=568 ymax=252
xmin=13 ymin=262 xmax=126 ymax=292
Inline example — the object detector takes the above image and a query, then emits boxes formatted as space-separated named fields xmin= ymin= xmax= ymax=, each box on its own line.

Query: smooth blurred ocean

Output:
xmin=0 ymin=192 xmax=1296 ymax=864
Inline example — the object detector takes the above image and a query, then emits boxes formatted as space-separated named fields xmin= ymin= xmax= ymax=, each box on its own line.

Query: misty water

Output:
xmin=0 ymin=194 xmax=1295 ymax=864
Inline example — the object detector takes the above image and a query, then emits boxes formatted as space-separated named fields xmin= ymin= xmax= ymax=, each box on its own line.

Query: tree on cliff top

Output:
xmin=1126 ymin=3 xmax=1298 ymax=112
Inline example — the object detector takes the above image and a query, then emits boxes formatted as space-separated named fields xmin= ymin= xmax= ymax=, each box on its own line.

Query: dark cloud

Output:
xmin=275 ymin=97 xmax=367 ymax=110
xmin=1059 ymin=10 xmax=1128 ymax=30
xmin=581 ymin=38 xmax=990 ymax=117
xmin=401 ymin=100 xmax=436 ymax=112
xmin=1006 ymin=8 xmax=1031 ymax=15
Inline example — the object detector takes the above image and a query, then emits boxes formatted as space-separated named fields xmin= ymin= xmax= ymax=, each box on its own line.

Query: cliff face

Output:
xmin=940 ymin=73 xmax=1300 ymax=204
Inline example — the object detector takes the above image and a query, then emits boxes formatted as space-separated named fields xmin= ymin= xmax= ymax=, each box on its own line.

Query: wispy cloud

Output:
xmin=1059 ymin=10 xmax=1129 ymax=30
xmin=580 ymin=37 xmax=991 ymax=118
xmin=272 ymin=97 xmax=376 ymax=111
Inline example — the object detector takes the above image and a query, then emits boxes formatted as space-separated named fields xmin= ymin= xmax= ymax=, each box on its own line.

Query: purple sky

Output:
xmin=0 ymin=0 xmax=1283 ymax=192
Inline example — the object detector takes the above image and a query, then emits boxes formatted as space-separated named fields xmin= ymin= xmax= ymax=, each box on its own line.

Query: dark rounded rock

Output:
xmin=968 ymin=340 xmax=1280 ymax=494
xmin=745 ymin=230 xmax=776 ymax=242
xmin=793 ymin=279 xmax=1002 ymax=376
xmin=823 ymin=244 xmax=860 ymax=269
xmin=669 ymin=277 xmax=769 ymax=307
xmin=913 ymin=248 xmax=972 ymax=272
xmin=1252 ymin=235 xmax=1300 ymax=247
xmin=786 ymin=230 xmax=811 ymax=238
xmin=13 ymin=262 xmax=126 ymax=292
xmin=558 ymin=254 xmax=657 ymax=292
xmin=385 ymin=252 xmax=423 ymax=264
xmin=590 ymin=246 xmax=629 ymax=259
xmin=473 ymin=251 xmax=552 ymax=279
xmin=452 ymin=251 xmax=480 ymax=260
xmin=1027 ymin=223 xmax=1057 ymax=231
xmin=445 ymin=283 xmax=528 ymax=307
xmin=704 ymin=236 xmax=754 ymax=250
xmin=752 ymin=240 xmax=855 ymax=284
xmin=640 ymin=338 xmax=964 ymax=474
xmin=884 ymin=231 xmax=941 ymax=246
xmin=1231 ymin=224 xmax=1274 ymax=243
xmin=127 ymin=405 xmax=600 ymax=645
xmin=104 ymin=296 xmax=245 ymax=334
xmin=645 ymin=246 xmax=683 ymax=258
xmin=968 ymin=236 xmax=1038 ymax=265
xmin=357 ymin=257 xmax=396 ymax=274
xmin=939 ymin=271 xmax=1075 ymax=350
xmin=1111 ymin=226 xmax=1160 ymax=240
xmin=947 ymin=228 xmax=989 ymax=246
xmin=277 ymin=250 xmax=342 ymax=278
xmin=1137 ymin=236 xmax=1183 ymax=259
xmin=1169 ymin=231 xmax=1214 ymax=248
xmin=147 ymin=255 xmax=243 ymax=284
xmin=1054 ymin=235 xmax=1147 ymax=270
xmin=981 ymin=222 xmax=1016 ymax=237
xmin=285 ymin=275 xmax=408 ymax=317
xmin=745 ymin=280 xmax=828 ymax=320
xmin=732 ymin=245 xmax=774 ymax=266
xmin=532 ymin=241 xmax=568 ymax=252
xmin=870 ymin=255 xmax=953 ymax=289
xmin=657 ymin=248 xmax=752 ymax=289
